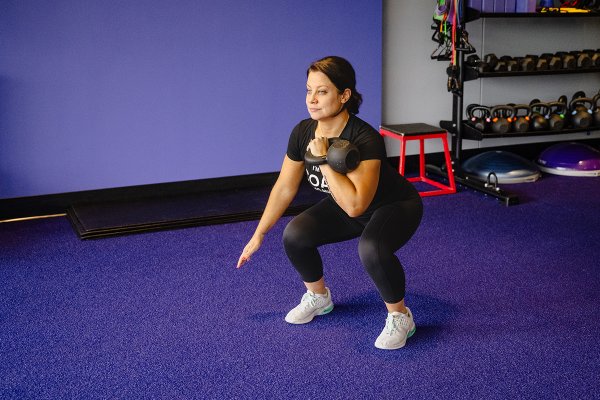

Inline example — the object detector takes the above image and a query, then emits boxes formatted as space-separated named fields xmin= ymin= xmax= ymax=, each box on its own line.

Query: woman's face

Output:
xmin=306 ymin=71 xmax=348 ymax=121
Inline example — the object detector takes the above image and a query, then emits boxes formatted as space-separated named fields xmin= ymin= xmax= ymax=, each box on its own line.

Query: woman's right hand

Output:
xmin=236 ymin=233 xmax=264 ymax=268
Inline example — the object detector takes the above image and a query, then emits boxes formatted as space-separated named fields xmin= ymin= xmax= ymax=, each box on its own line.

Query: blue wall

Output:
xmin=0 ymin=1 xmax=382 ymax=199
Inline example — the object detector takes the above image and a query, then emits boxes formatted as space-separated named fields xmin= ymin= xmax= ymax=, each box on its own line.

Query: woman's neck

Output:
xmin=316 ymin=111 xmax=350 ymax=138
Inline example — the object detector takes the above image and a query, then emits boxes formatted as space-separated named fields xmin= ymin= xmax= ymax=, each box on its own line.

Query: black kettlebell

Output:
xmin=467 ymin=104 xmax=491 ymax=132
xmin=511 ymin=104 xmax=531 ymax=133
xmin=490 ymin=105 xmax=515 ymax=134
xmin=546 ymin=101 xmax=567 ymax=131
xmin=305 ymin=138 xmax=360 ymax=174
xmin=592 ymin=93 xmax=600 ymax=126
xmin=529 ymin=101 xmax=550 ymax=131
xmin=569 ymin=98 xmax=594 ymax=129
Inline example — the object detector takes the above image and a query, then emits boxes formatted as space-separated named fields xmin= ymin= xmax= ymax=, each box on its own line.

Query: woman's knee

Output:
xmin=358 ymin=237 xmax=381 ymax=270
xmin=283 ymin=216 xmax=312 ymax=250
xmin=359 ymin=237 xmax=398 ymax=271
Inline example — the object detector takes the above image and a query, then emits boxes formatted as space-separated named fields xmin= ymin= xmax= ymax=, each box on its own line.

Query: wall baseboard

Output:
xmin=0 ymin=172 xmax=279 ymax=221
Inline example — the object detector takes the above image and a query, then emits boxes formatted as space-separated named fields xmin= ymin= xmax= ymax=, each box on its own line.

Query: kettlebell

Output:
xmin=467 ymin=104 xmax=491 ymax=132
xmin=490 ymin=105 xmax=515 ymax=134
xmin=529 ymin=101 xmax=550 ymax=131
xmin=511 ymin=104 xmax=531 ymax=133
xmin=305 ymin=138 xmax=360 ymax=174
xmin=592 ymin=93 xmax=600 ymax=126
xmin=569 ymin=98 xmax=594 ymax=129
xmin=546 ymin=101 xmax=567 ymax=131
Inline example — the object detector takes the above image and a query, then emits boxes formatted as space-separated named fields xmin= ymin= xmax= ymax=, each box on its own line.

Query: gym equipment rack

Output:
xmin=436 ymin=5 xmax=600 ymax=206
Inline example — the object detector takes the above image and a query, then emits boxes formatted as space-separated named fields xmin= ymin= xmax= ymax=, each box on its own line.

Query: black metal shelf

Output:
xmin=466 ymin=66 xmax=600 ymax=81
xmin=438 ymin=4 xmax=600 ymax=205
xmin=479 ymin=11 xmax=600 ymax=18
xmin=466 ymin=7 xmax=600 ymax=21
xmin=459 ymin=122 xmax=600 ymax=141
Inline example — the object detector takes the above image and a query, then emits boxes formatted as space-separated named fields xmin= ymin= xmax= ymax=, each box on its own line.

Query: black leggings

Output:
xmin=282 ymin=196 xmax=423 ymax=303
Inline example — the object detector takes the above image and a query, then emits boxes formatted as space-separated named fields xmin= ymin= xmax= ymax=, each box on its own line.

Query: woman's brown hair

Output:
xmin=307 ymin=56 xmax=363 ymax=115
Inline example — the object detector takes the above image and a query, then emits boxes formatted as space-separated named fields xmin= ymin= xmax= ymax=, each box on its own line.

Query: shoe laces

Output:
xmin=300 ymin=291 xmax=320 ymax=309
xmin=385 ymin=313 xmax=409 ymax=335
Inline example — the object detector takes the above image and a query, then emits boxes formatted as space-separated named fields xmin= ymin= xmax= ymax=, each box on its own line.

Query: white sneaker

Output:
xmin=374 ymin=308 xmax=416 ymax=350
xmin=284 ymin=288 xmax=334 ymax=324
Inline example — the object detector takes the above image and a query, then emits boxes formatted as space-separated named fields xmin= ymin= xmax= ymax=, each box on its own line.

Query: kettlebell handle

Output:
xmin=569 ymin=97 xmax=594 ymax=111
xmin=305 ymin=138 xmax=360 ymax=174
xmin=571 ymin=90 xmax=587 ymax=101
xmin=547 ymin=101 xmax=567 ymax=115
xmin=490 ymin=105 xmax=516 ymax=119
xmin=304 ymin=137 xmax=337 ymax=166
xmin=529 ymin=102 xmax=550 ymax=115
xmin=468 ymin=105 xmax=490 ymax=120
xmin=591 ymin=93 xmax=600 ymax=109
xmin=512 ymin=104 xmax=531 ymax=118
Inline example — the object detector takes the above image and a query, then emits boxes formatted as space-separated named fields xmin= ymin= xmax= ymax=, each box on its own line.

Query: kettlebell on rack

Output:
xmin=490 ymin=105 xmax=515 ymax=134
xmin=467 ymin=104 xmax=491 ymax=132
xmin=510 ymin=104 xmax=531 ymax=133
xmin=569 ymin=97 xmax=594 ymax=129
xmin=529 ymin=101 xmax=550 ymax=131
xmin=558 ymin=94 xmax=570 ymax=125
xmin=546 ymin=101 xmax=567 ymax=131
xmin=568 ymin=91 xmax=585 ymax=127
xmin=592 ymin=92 xmax=600 ymax=126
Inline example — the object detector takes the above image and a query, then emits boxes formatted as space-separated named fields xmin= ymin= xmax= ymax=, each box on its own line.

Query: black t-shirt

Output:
xmin=287 ymin=115 xmax=420 ymax=217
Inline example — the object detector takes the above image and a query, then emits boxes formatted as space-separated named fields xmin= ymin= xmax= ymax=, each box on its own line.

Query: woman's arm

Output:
xmin=253 ymin=155 xmax=305 ymax=237
xmin=320 ymin=159 xmax=380 ymax=218
xmin=237 ymin=155 xmax=305 ymax=268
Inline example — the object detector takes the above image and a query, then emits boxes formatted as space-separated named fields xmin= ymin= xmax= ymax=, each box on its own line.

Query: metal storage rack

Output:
xmin=435 ymin=6 xmax=600 ymax=205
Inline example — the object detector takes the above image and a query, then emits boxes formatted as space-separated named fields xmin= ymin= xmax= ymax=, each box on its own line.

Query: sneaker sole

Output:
xmin=285 ymin=303 xmax=334 ymax=325
xmin=374 ymin=325 xmax=416 ymax=350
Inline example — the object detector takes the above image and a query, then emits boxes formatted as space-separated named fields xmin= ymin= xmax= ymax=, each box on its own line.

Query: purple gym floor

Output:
xmin=1 ymin=174 xmax=599 ymax=399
